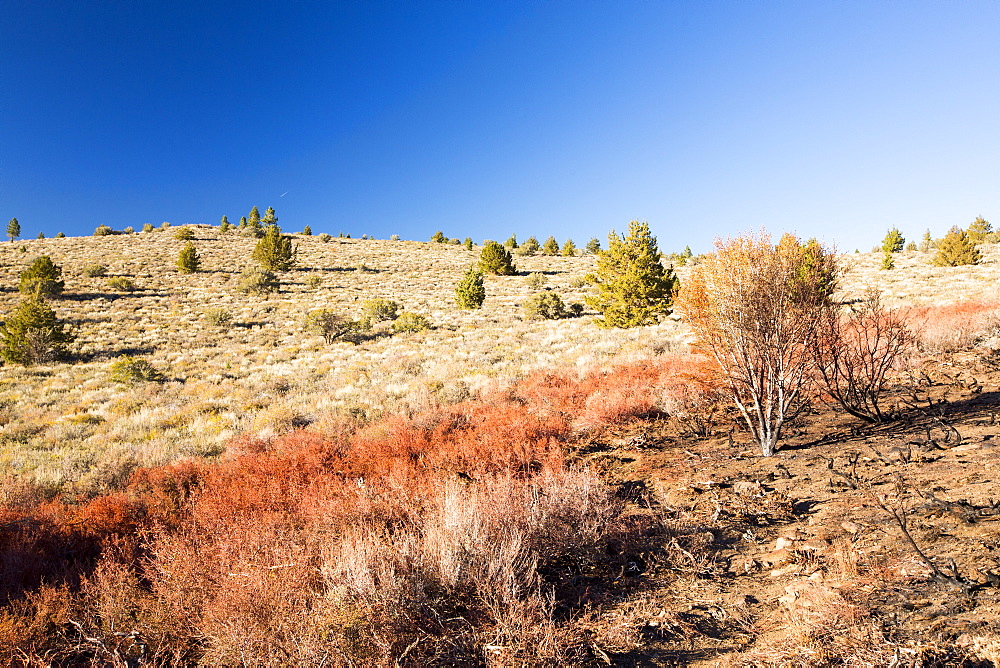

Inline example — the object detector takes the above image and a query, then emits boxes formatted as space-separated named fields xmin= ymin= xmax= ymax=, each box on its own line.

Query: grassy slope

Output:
xmin=0 ymin=228 xmax=682 ymax=493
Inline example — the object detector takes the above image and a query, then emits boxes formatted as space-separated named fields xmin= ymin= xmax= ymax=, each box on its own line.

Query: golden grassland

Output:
xmin=0 ymin=227 xmax=690 ymax=493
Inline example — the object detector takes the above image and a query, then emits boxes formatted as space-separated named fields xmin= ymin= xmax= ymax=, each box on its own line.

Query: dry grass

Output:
xmin=0 ymin=228 xmax=683 ymax=492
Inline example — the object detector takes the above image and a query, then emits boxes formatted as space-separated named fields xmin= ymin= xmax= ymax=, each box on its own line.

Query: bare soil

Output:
xmin=576 ymin=350 xmax=1000 ymax=665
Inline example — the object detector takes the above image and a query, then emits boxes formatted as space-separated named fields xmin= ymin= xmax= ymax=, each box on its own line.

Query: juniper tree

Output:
xmin=7 ymin=218 xmax=20 ymax=243
xmin=19 ymin=256 xmax=64 ymax=297
xmin=542 ymin=236 xmax=560 ymax=255
xmin=519 ymin=236 xmax=541 ymax=256
xmin=455 ymin=266 xmax=486 ymax=309
xmin=523 ymin=292 xmax=566 ymax=320
xmin=478 ymin=241 xmax=517 ymax=276
xmin=238 ymin=266 xmax=279 ymax=295
xmin=585 ymin=220 xmax=676 ymax=328
xmin=585 ymin=237 xmax=601 ymax=254
xmin=967 ymin=216 xmax=993 ymax=244
xmin=262 ymin=206 xmax=278 ymax=227
xmin=464 ymin=237 xmax=474 ymax=250
xmin=679 ymin=246 xmax=694 ymax=266
xmin=302 ymin=225 xmax=312 ymax=236
xmin=431 ymin=230 xmax=447 ymax=243
xmin=0 ymin=295 xmax=75 ymax=365
xmin=561 ymin=239 xmax=577 ymax=256
xmin=933 ymin=226 xmax=981 ymax=266
xmin=504 ymin=234 xmax=518 ymax=249
xmin=882 ymin=228 xmax=905 ymax=254
xmin=252 ymin=224 xmax=298 ymax=271
xmin=245 ymin=207 xmax=263 ymax=236
xmin=177 ymin=241 xmax=200 ymax=273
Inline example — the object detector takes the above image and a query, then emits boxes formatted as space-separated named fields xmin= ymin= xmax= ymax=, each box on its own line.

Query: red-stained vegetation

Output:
xmin=0 ymin=357 xmax=716 ymax=665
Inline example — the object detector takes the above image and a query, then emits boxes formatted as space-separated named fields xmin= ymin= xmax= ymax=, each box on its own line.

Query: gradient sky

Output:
xmin=3 ymin=1 xmax=999 ymax=252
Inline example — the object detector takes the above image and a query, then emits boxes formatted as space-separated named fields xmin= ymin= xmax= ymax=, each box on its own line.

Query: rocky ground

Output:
xmin=578 ymin=349 xmax=1000 ymax=665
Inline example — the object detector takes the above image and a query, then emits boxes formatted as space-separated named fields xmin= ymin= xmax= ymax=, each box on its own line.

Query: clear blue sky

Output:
xmin=3 ymin=1 xmax=999 ymax=252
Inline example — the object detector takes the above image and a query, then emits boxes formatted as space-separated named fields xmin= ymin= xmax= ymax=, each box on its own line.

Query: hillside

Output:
xmin=1 ymin=229 xmax=1000 ymax=665
xmin=0 ymin=228 xmax=679 ymax=495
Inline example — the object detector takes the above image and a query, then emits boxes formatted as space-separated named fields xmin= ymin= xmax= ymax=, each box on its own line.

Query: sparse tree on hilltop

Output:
xmin=504 ymin=234 xmax=518 ymax=249
xmin=262 ymin=206 xmax=278 ymax=227
xmin=431 ymin=231 xmax=447 ymax=243
xmin=561 ymin=239 xmax=576 ymax=256
xmin=245 ymin=206 xmax=263 ymax=236
xmin=585 ymin=237 xmax=601 ymax=254
xmin=519 ymin=236 xmax=541 ymax=256
xmin=542 ymin=236 xmax=560 ymax=255
xmin=455 ymin=266 xmax=486 ymax=309
xmin=933 ymin=226 xmax=981 ymax=266
xmin=252 ymin=224 xmax=298 ymax=271
xmin=479 ymin=241 xmax=517 ymax=275
xmin=919 ymin=229 xmax=933 ymax=253
xmin=967 ymin=216 xmax=993 ymax=244
xmin=7 ymin=218 xmax=20 ymax=243
xmin=0 ymin=295 xmax=75 ymax=365
xmin=882 ymin=228 xmax=905 ymax=254
xmin=585 ymin=221 xmax=676 ymax=328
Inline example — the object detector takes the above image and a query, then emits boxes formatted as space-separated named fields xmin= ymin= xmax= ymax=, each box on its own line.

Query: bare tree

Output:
xmin=677 ymin=232 xmax=835 ymax=456
xmin=812 ymin=289 xmax=916 ymax=423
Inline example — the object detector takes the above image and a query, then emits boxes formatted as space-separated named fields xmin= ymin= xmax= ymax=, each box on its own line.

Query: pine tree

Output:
xmin=252 ymin=224 xmax=297 ymax=271
xmin=177 ymin=241 xmax=201 ymax=273
xmin=478 ymin=241 xmax=517 ymax=275
xmin=431 ymin=230 xmax=447 ymax=243
xmin=881 ymin=251 xmax=895 ymax=270
xmin=7 ymin=218 xmax=20 ymax=243
xmin=585 ymin=221 xmax=676 ymax=328
xmin=238 ymin=216 xmax=248 ymax=229
xmin=561 ymin=239 xmax=577 ymax=256
xmin=220 ymin=215 xmax=230 ymax=227
xmin=19 ymin=256 xmax=64 ymax=297
xmin=463 ymin=237 xmax=474 ymax=250
xmin=967 ymin=216 xmax=993 ymax=244
xmin=302 ymin=225 xmax=312 ymax=236
xmin=919 ymin=229 xmax=933 ymax=253
xmin=542 ymin=236 xmax=560 ymax=255
xmin=881 ymin=228 xmax=905 ymax=254
xmin=262 ymin=206 xmax=278 ymax=224
xmin=585 ymin=237 xmax=601 ymax=254
xmin=455 ymin=266 xmax=486 ymax=309
xmin=933 ymin=226 xmax=981 ymax=266
xmin=245 ymin=206 xmax=263 ymax=236
xmin=504 ymin=234 xmax=518 ymax=249
xmin=520 ymin=236 xmax=541 ymax=255
xmin=0 ymin=295 xmax=75 ymax=365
